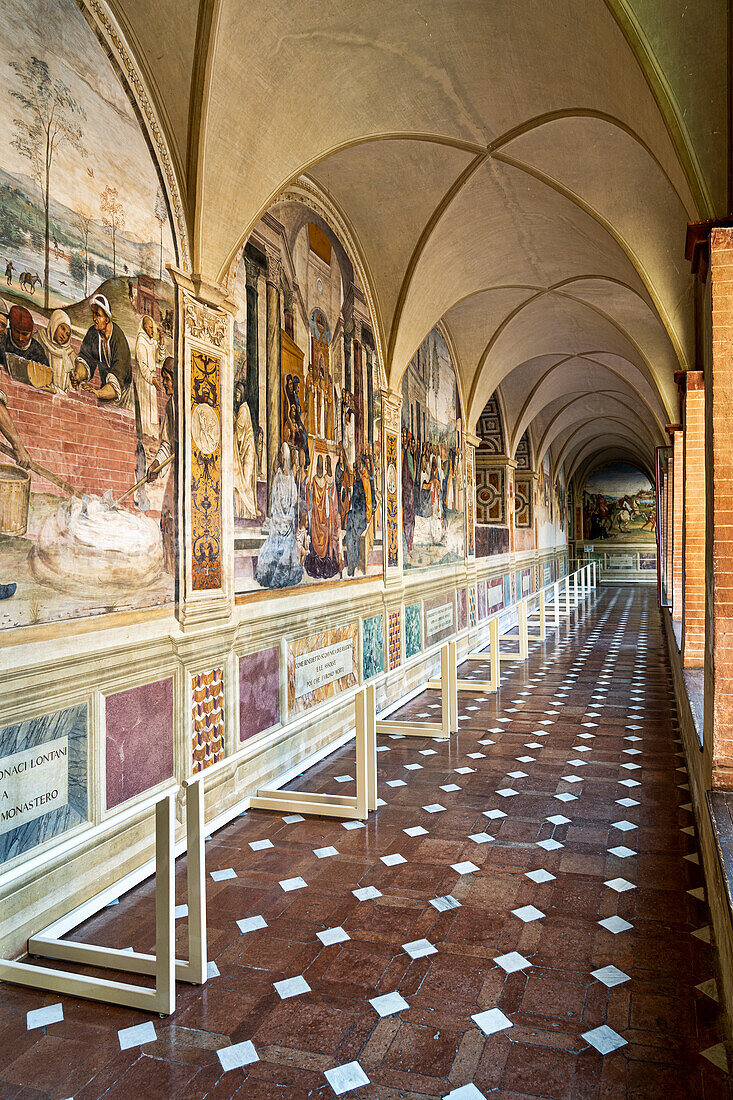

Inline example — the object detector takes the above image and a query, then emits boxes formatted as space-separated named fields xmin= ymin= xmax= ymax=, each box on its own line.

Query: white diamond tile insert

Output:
xmin=174 ymin=904 xmax=188 ymax=919
xmin=561 ymin=775 xmax=583 ymax=784
xmin=211 ymin=867 xmax=237 ymax=881
xmin=423 ymin=803 xmax=446 ymax=813
xmin=621 ymin=763 xmax=641 ymax=771
xmin=494 ymin=951 xmax=531 ymax=973
xmin=387 ymin=780 xmax=407 ymax=788
xmin=472 ymin=1008 xmax=513 ymax=1036
xmin=441 ymin=784 xmax=462 ymax=793
xmin=274 ymin=975 xmax=311 ymax=999
xmin=582 ymin=1025 xmax=627 ymax=1055
xmin=443 ymin=1085 xmax=488 ymax=1100
xmin=608 ymin=845 xmax=636 ymax=858
xmin=516 ymin=756 xmax=535 ymax=764
xmin=455 ymin=767 xmax=475 ymax=775
xmin=467 ymin=752 xmax=486 ymax=760
xmin=555 ymin=792 xmax=577 ymax=802
xmin=619 ymin=779 xmax=641 ymax=788
xmin=483 ymin=809 xmax=507 ymax=820
xmin=420 ymin=749 xmax=438 ymax=756
xmin=402 ymin=938 xmax=437 ymax=959
xmin=218 ymin=1039 xmax=259 ymax=1073
xmin=314 ymin=846 xmax=339 ymax=859
xmin=452 ymin=860 xmax=479 ymax=875
xmin=404 ymin=763 xmax=422 ymax=771
xmin=342 ymin=820 xmax=366 ymax=830
xmin=507 ymin=771 xmax=528 ymax=780
xmin=279 ymin=877 xmax=307 ymax=892
xmin=496 ymin=788 xmax=518 ymax=798
xmin=430 ymin=894 xmax=461 ymax=911
xmin=512 ymin=904 xmax=545 ymax=922
xmin=237 ymin=915 xmax=268 ymax=934
xmin=318 ymin=926 xmax=350 ymax=946
xmin=604 ymin=877 xmax=636 ymax=893
xmin=404 ymin=825 xmax=428 ymax=837
xmin=353 ymin=886 xmax=382 ymax=901
xmin=526 ymin=868 xmax=556 ymax=883
xmin=27 ymin=1003 xmax=63 ymax=1030
xmin=537 ymin=838 xmax=563 ymax=851
xmin=334 ymin=774 xmax=354 ymax=783
xmin=282 ymin=814 xmax=304 ymax=823
xmin=369 ymin=991 xmax=409 ymax=1017
xmin=611 ymin=820 xmax=637 ymax=832
xmin=381 ymin=853 xmax=407 ymax=866
xmin=469 ymin=832 xmax=494 ymax=844
xmin=324 ymin=1061 xmax=370 ymax=1095
xmin=547 ymin=814 xmax=571 ymax=826
xmin=118 ymin=1021 xmax=157 ymax=1051
xmin=592 ymin=965 xmax=630 ymax=988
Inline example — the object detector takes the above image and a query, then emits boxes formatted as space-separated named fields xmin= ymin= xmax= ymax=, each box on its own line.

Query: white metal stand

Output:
xmin=250 ymin=685 xmax=378 ymax=819
xmin=0 ymin=781 xmax=209 ymax=1014
xmin=379 ymin=641 xmax=457 ymax=738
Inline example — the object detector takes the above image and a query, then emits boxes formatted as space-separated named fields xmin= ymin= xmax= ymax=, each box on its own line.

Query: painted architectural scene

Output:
xmin=0 ymin=0 xmax=178 ymax=629
xmin=582 ymin=462 xmax=656 ymax=544
xmin=401 ymin=329 xmax=464 ymax=569
xmin=230 ymin=208 xmax=383 ymax=593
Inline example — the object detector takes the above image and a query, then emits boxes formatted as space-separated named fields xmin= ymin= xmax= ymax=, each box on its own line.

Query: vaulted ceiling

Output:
xmin=109 ymin=0 xmax=727 ymax=478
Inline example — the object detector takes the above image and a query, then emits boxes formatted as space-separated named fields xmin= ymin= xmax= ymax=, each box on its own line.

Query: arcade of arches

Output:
xmin=0 ymin=1 xmax=732 ymax=1097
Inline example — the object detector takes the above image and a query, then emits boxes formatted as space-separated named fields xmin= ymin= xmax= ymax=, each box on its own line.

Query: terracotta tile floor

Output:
xmin=1 ymin=587 xmax=731 ymax=1099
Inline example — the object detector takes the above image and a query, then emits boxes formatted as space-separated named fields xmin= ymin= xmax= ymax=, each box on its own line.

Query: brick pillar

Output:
xmin=671 ymin=427 xmax=684 ymax=621
xmin=708 ymin=228 xmax=733 ymax=785
xmin=682 ymin=372 xmax=705 ymax=666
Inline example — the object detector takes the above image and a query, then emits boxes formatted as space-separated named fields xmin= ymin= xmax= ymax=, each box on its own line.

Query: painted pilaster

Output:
xmin=381 ymin=388 xmax=403 ymax=587
xmin=171 ymin=269 xmax=235 ymax=631
xmin=264 ymin=247 xmax=282 ymax=515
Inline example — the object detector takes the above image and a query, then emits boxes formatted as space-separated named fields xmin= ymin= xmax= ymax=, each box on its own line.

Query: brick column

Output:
xmin=667 ymin=425 xmax=683 ymax=622
xmin=708 ymin=227 xmax=733 ymax=785
xmin=681 ymin=372 xmax=705 ymax=666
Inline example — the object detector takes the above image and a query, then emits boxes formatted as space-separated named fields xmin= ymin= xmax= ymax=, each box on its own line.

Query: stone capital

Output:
xmin=264 ymin=247 xmax=282 ymax=287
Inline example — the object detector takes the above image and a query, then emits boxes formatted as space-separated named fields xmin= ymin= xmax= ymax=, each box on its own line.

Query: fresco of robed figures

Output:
xmin=583 ymin=462 xmax=656 ymax=545
xmin=0 ymin=0 xmax=178 ymax=631
xmin=400 ymin=329 xmax=465 ymax=569
xmin=230 ymin=211 xmax=383 ymax=593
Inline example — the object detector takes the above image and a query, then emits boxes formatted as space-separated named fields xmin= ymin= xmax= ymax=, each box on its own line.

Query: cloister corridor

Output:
xmin=0 ymin=586 xmax=727 ymax=1100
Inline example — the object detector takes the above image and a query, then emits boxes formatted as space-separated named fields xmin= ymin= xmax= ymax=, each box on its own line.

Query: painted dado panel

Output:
xmin=105 ymin=678 xmax=173 ymax=809
xmin=0 ymin=705 xmax=87 ymax=866
xmin=239 ymin=647 xmax=280 ymax=742
xmin=287 ymin=623 xmax=359 ymax=718
xmin=423 ymin=591 xmax=456 ymax=647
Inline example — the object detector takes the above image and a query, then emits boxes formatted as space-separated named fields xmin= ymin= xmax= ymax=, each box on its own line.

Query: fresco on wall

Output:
xmin=401 ymin=329 xmax=464 ymax=569
xmin=583 ymin=463 xmax=656 ymax=544
xmin=0 ymin=0 xmax=177 ymax=630
xmin=0 ymin=703 xmax=86 ymax=865
xmin=231 ymin=212 xmax=383 ymax=594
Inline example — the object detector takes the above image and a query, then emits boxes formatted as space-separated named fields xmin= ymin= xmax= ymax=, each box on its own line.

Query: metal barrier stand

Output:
xmin=250 ymin=685 xmax=378 ymax=819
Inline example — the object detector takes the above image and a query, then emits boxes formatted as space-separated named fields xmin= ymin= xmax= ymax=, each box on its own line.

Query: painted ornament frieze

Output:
xmin=190 ymin=348 xmax=222 ymax=590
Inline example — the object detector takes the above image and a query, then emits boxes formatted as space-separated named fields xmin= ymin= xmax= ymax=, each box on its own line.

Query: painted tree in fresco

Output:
xmin=10 ymin=56 xmax=86 ymax=310
xmin=73 ymin=207 xmax=92 ymax=297
xmin=100 ymin=186 xmax=125 ymax=277
xmin=154 ymin=187 xmax=167 ymax=280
